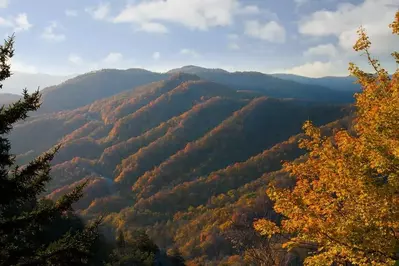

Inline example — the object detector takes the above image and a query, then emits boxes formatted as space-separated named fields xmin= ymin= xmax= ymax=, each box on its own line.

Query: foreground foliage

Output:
xmin=0 ymin=36 xmax=101 ymax=265
xmin=254 ymin=12 xmax=399 ymax=266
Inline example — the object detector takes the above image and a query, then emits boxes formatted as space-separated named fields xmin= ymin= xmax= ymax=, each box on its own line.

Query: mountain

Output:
xmin=2 ymin=71 xmax=74 ymax=94
xmin=0 ymin=93 xmax=21 ymax=106
xmin=12 ymin=66 xmax=356 ymax=115
xmin=38 ymin=68 xmax=168 ymax=113
xmin=272 ymin=73 xmax=360 ymax=92
xmin=8 ymin=73 xmax=353 ymax=265
xmin=168 ymin=65 xmax=229 ymax=74
xmin=168 ymin=65 xmax=355 ymax=102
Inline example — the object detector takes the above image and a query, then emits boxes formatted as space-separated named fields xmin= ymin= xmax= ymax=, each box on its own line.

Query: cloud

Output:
xmin=10 ymin=59 xmax=38 ymax=74
xmin=68 ymin=54 xmax=83 ymax=65
xmin=280 ymin=60 xmax=348 ymax=77
xmin=67 ymin=52 xmax=135 ymax=73
xmin=14 ymin=13 xmax=32 ymax=32
xmin=113 ymin=0 xmax=263 ymax=31
xmin=137 ymin=22 xmax=168 ymax=33
xmin=152 ymin=52 xmax=161 ymax=60
xmin=303 ymin=43 xmax=338 ymax=58
xmin=244 ymin=20 xmax=286 ymax=43
xmin=180 ymin=49 xmax=200 ymax=58
xmin=65 ymin=9 xmax=78 ymax=17
xmin=0 ymin=13 xmax=32 ymax=32
xmin=0 ymin=0 xmax=8 ymax=8
xmin=41 ymin=22 xmax=65 ymax=42
xmin=298 ymin=0 xmax=399 ymax=54
xmin=86 ymin=2 xmax=110 ymax=20
xmin=103 ymin=52 xmax=123 ymax=64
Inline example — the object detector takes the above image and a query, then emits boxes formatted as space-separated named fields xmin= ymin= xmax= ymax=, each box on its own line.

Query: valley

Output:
xmin=7 ymin=68 xmax=354 ymax=265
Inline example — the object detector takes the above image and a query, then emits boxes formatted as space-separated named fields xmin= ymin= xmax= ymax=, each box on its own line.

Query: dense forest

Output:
xmin=0 ymin=11 xmax=398 ymax=266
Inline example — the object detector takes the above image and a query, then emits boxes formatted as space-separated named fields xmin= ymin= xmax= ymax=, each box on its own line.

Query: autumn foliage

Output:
xmin=254 ymin=13 xmax=399 ymax=265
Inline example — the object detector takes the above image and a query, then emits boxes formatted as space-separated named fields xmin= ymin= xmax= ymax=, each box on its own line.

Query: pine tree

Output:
xmin=0 ymin=36 xmax=101 ymax=265
xmin=254 ymin=12 xmax=399 ymax=266
xmin=107 ymin=229 xmax=159 ymax=266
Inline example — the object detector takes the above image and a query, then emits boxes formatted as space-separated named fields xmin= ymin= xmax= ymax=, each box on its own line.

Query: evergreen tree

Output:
xmin=0 ymin=36 xmax=101 ymax=265
xmin=107 ymin=229 xmax=159 ymax=266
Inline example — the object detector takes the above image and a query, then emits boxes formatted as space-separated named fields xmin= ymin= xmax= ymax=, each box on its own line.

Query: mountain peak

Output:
xmin=168 ymin=72 xmax=201 ymax=82
xmin=167 ymin=65 xmax=229 ymax=74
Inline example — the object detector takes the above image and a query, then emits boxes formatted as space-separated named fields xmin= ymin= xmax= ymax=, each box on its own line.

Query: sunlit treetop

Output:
xmin=254 ymin=11 xmax=399 ymax=266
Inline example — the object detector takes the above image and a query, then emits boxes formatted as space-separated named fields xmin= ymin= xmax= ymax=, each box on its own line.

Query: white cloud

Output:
xmin=103 ymin=52 xmax=123 ymax=64
xmin=0 ymin=17 xmax=13 ymax=28
xmin=303 ymin=43 xmax=338 ymax=58
xmin=298 ymin=0 xmax=399 ymax=54
xmin=180 ymin=48 xmax=200 ymax=58
xmin=238 ymin=5 xmax=278 ymax=21
xmin=65 ymin=9 xmax=78 ymax=17
xmin=10 ymin=59 xmax=38 ymax=74
xmin=14 ymin=13 xmax=32 ymax=32
xmin=0 ymin=0 xmax=8 ymax=8
xmin=41 ymin=22 xmax=65 ymax=42
xmin=68 ymin=54 xmax=83 ymax=65
xmin=86 ymin=2 xmax=110 ymax=20
xmin=113 ymin=0 xmax=263 ymax=31
xmin=281 ymin=60 xmax=348 ymax=77
xmin=138 ymin=22 xmax=168 ymax=33
xmin=98 ymin=52 xmax=134 ymax=69
xmin=152 ymin=52 xmax=161 ymax=60
xmin=0 ymin=13 xmax=32 ymax=32
xmin=244 ymin=20 xmax=286 ymax=43
xmin=67 ymin=52 xmax=135 ymax=73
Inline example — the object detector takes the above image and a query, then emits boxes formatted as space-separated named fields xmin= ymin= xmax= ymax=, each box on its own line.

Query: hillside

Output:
xmin=8 ymin=73 xmax=352 ymax=265
xmin=168 ymin=65 xmax=355 ymax=102
xmin=22 ymin=66 xmax=356 ymax=115
xmin=38 ymin=68 xmax=168 ymax=113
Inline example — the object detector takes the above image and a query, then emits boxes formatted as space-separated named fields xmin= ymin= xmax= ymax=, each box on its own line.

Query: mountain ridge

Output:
xmin=14 ymin=66 xmax=355 ymax=115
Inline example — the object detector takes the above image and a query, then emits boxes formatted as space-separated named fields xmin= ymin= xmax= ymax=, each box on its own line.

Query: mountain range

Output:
xmin=6 ymin=66 xmax=356 ymax=265
xmin=2 ymin=66 xmax=358 ymax=115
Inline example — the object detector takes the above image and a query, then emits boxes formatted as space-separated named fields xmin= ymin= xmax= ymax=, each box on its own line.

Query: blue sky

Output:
xmin=1 ymin=0 xmax=398 ymax=77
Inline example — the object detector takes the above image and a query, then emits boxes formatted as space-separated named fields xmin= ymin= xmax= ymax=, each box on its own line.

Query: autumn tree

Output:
xmin=254 ymin=12 xmax=399 ymax=266
xmin=0 ymin=35 xmax=101 ymax=265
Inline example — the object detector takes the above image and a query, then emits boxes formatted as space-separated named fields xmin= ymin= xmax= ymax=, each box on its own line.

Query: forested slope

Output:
xmin=9 ymin=73 xmax=352 ymax=265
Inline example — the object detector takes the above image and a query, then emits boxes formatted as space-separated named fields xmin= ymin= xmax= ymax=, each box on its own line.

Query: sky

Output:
xmin=0 ymin=0 xmax=398 ymax=78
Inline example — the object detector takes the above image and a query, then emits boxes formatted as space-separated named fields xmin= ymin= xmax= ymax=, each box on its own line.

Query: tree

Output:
xmin=254 ymin=12 xmax=399 ymax=266
xmin=0 ymin=35 xmax=101 ymax=265
xmin=107 ymin=229 xmax=159 ymax=266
